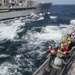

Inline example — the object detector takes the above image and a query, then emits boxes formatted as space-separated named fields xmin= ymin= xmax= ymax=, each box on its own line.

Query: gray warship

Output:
xmin=0 ymin=0 xmax=52 ymax=20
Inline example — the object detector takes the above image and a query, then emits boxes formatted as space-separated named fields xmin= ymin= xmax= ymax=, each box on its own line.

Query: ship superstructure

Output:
xmin=0 ymin=0 xmax=37 ymax=7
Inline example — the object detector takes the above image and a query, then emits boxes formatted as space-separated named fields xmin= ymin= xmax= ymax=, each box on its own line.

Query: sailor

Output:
xmin=49 ymin=46 xmax=56 ymax=66
xmin=67 ymin=40 xmax=71 ymax=46
xmin=71 ymin=33 xmax=74 ymax=41
xmin=49 ymin=46 xmax=56 ymax=55
xmin=55 ymin=43 xmax=61 ymax=51
xmin=58 ymin=47 xmax=63 ymax=52
xmin=58 ymin=43 xmax=61 ymax=47
xmin=68 ymin=41 xmax=73 ymax=50
xmin=57 ymin=47 xmax=64 ymax=59
xmin=67 ymin=37 xmax=71 ymax=41
xmin=64 ymin=43 xmax=69 ymax=52
xmin=74 ymin=34 xmax=75 ymax=40
xmin=68 ymin=33 xmax=75 ymax=49
xmin=61 ymin=42 xmax=64 ymax=49
xmin=71 ymin=33 xmax=75 ymax=42
xmin=54 ymin=47 xmax=67 ymax=66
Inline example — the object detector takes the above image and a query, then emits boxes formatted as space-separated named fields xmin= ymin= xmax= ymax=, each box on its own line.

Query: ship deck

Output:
xmin=0 ymin=6 xmax=36 ymax=10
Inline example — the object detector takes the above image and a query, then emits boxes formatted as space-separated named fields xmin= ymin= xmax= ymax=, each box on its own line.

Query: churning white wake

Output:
xmin=23 ymin=24 xmax=69 ymax=42
xmin=0 ymin=18 xmax=74 ymax=75
xmin=0 ymin=19 xmax=25 ymax=41
xmin=0 ymin=62 xmax=22 ymax=75
xmin=21 ymin=23 xmax=73 ymax=60
xmin=50 ymin=16 xmax=57 ymax=19
xmin=17 ymin=24 xmax=71 ymax=73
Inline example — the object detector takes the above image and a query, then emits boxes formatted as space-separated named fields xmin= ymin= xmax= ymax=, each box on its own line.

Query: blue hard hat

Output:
xmin=57 ymin=43 xmax=61 ymax=47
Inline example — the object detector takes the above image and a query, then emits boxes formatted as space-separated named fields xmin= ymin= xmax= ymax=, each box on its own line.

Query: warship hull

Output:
xmin=0 ymin=3 xmax=52 ymax=20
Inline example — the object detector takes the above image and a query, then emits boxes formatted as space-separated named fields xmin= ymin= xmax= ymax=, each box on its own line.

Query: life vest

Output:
xmin=50 ymin=48 xmax=56 ymax=55
xmin=64 ymin=46 xmax=69 ymax=52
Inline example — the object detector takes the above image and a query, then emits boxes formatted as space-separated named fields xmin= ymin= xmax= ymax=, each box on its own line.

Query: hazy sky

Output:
xmin=33 ymin=0 xmax=75 ymax=5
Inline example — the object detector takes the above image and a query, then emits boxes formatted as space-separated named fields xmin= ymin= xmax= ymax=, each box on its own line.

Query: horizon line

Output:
xmin=52 ymin=4 xmax=75 ymax=5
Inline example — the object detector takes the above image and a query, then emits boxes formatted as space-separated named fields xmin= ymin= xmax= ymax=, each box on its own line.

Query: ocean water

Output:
xmin=0 ymin=5 xmax=75 ymax=75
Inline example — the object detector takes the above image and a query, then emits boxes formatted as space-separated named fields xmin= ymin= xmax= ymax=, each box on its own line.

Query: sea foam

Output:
xmin=0 ymin=19 xmax=25 ymax=41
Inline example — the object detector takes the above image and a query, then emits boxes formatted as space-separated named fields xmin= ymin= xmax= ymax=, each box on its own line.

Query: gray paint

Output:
xmin=0 ymin=3 xmax=52 ymax=20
